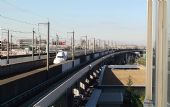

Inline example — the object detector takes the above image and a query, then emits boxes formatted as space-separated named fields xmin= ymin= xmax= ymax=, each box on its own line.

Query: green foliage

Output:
xmin=137 ymin=57 xmax=146 ymax=66
xmin=139 ymin=95 xmax=145 ymax=104
xmin=127 ymin=76 xmax=133 ymax=87
xmin=124 ymin=76 xmax=144 ymax=107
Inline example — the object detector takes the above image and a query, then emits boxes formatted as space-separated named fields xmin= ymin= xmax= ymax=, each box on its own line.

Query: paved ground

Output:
xmin=102 ymin=65 xmax=145 ymax=86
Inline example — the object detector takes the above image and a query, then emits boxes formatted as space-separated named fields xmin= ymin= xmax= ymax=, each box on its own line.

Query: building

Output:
xmin=17 ymin=39 xmax=46 ymax=49
xmin=17 ymin=39 xmax=32 ymax=49
xmin=0 ymin=40 xmax=7 ymax=51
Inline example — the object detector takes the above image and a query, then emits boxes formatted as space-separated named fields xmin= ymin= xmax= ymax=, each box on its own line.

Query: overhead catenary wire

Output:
xmin=0 ymin=0 xmax=44 ymax=19
xmin=0 ymin=1 xmax=64 ymax=39
xmin=0 ymin=14 xmax=36 ymax=26
xmin=11 ymin=30 xmax=32 ymax=34
xmin=0 ymin=27 xmax=33 ymax=34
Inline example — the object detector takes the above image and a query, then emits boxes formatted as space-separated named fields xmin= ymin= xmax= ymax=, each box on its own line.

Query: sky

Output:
xmin=0 ymin=0 xmax=147 ymax=45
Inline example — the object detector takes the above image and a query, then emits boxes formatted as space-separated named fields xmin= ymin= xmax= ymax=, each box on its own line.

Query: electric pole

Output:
xmin=72 ymin=31 xmax=75 ymax=60
xmin=7 ymin=30 xmax=9 ymax=64
xmin=82 ymin=36 xmax=87 ymax=55
xmin=93 ymin=38 xmax=95 ymax=53
xmin=56 ymin=34 xmax=59 ymax=52
xmin=97 ymin=39 xmax=100 ymax=51
xmin=32 ymin=29 xmax=35 ymax=61
xmin=104 ymin=40 xmax=106 ymax=50
xmin=35 ymin=37 xmax=37 ymax=53
xmin=67 ymin=31 xmax=75 ymax=60
xmin=88 ymin=39 xmax=89 ymax=50
xmin=10 ymin=34 xmax=12 ymax=51
xmin=47 ymin=22 xmax=50 ymax=71
xmin=85 ymin=36 xmax=87 ymax=55
xmin=108 ymin=40 xmax=110 ymax=51
xmin=39 ymin=34 xmax=41 ymax=59
xmin=38 ymin=22 xmax=50 ymax=71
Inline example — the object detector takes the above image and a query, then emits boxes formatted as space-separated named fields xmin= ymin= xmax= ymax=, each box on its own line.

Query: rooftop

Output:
xmin=108 ymin=65 xmax=140 ymax=69
xmin=102 ymin=65 xmax=145 ymax=86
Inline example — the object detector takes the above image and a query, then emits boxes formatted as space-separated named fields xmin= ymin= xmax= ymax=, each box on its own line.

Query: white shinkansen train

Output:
xmin=53 ymin=50 xmax=68 ymax=64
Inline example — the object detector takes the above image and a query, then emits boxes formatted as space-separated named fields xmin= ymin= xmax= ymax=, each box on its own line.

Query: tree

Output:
xmin=124 ymin=75 xmax=143 ymax=107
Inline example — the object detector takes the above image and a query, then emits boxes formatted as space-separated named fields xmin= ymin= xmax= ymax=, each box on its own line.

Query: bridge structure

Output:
xmin=0 ymin=48 xmax=145 ymax=107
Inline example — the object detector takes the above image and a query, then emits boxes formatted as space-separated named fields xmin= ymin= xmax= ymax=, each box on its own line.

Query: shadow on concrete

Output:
xmin=101 ymin=66 xmax=124 ymax=86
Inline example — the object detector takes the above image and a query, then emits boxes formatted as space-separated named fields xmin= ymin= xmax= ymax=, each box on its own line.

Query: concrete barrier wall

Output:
xmin=0 ymin=57 xmax=55 ymax=78
xmin=74 ymin=59 xmax=80 ymax=67
xmin=86 ymin=55 xmax=90 ymax=61
xmin=48 ymin=64 xmax=62 ymax=78
xmin=0 ymin=59 xmax=7 ymax=65
xmin=100 ymin=52 xmax=103 ymax=56
xmin=0 ymin=69 xmax=47 ymax=104
xmin=94 ymin=53 xmax=99 ymax=58
xmin=105 ymin=51 xmax=108 ymax=55
xmin=0 ymin=53 xmax=56 ymax=65
xmin=1 ymin=53 xmax=56 ymax=59
xmin=0 ymin=63 xmax=63 ymax=105
xmin=0 ymin=51 xmax=104 ymax=78
xmin=102 ymin=52 xmax=104 ymax=56
xmin=90 ymin=53 xmax=94 ymax=59
xmin=0 ymin=59 xmax=45 ymax=78
xmin=80 ymin=55 xmax=86 ymax=64
xmin=98 ymin=86 xmax=145 ymax=97
xmin=62 ymin=61 xmax=73 ymax=72
xmin=99 ymin=52 xmax=102 ymax=56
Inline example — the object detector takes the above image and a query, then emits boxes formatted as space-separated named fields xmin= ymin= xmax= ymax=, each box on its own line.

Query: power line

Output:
xmin=0 ymin=14 xmax=36 ymax=25
xmin=0 ymin=0 xmax=44 ymax=19
xmin=11 ymin=30 xmax=32 ymax=34
xmin=0 ymin=27 xmax=33 ymax=34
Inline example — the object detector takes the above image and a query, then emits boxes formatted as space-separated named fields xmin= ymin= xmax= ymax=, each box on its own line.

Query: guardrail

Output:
xmin=33 ymin=53 xmax=114 ymax=107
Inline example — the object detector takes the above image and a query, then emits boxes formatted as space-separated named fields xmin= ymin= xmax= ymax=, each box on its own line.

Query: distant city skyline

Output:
xmin=0 ymin=0 xmax=146 ymax=45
